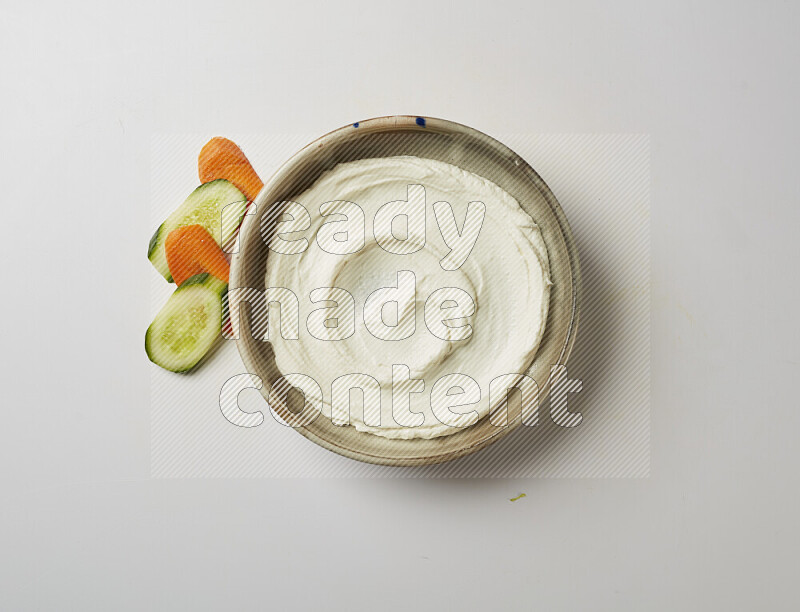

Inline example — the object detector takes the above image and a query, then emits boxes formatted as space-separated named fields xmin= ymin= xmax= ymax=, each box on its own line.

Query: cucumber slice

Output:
xmin=146 ymin=273 xmax=228 ymax=372
xmin=148 ymin=179 xmax=247 ymax=282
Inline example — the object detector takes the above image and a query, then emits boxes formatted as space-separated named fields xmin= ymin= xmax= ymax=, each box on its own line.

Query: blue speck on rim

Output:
xmin=415 ymin=117 xmax=426 ymax=127
xmin=353 ymin=122 xmax=359 ymax=128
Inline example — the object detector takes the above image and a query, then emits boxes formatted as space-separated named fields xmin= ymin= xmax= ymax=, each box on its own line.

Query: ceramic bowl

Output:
xmin=230 ymin=115 xmax=581 ymax=466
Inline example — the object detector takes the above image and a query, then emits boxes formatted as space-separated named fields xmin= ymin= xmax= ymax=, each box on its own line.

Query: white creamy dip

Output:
xmin=264 ymin=156 xmax=551 ymax=439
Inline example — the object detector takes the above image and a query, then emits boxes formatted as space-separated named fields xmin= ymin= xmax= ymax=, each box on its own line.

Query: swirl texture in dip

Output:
xmin=264 ymin=156 xmax=550 ymax=439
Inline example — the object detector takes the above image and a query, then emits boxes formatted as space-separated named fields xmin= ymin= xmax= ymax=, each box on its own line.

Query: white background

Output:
xmin=1 ymin=1 xmax=798 ymax=610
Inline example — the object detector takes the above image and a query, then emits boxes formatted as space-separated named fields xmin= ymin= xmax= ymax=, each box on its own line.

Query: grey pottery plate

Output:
xmin=230 ymin=116 xmax=581 ymax=466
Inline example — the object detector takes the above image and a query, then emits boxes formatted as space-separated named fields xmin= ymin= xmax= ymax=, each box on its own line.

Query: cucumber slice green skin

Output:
xmin=148 ymin=223 xmax=171 ymax=282
xmin=146 ymin=273 xmax=229 ymax=373
xmin=148 ymin=179 xmax=247 ymax=283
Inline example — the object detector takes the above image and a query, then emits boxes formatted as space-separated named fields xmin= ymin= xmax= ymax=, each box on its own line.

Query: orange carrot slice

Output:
xmin=198 ymin=137 xmax=264 ymax=202
xmin=165 ymin=225 xmax=230 ymax=286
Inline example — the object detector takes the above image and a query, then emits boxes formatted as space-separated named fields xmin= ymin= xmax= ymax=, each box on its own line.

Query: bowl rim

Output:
xmin=230 ymin=115 xmax=582 ymax=466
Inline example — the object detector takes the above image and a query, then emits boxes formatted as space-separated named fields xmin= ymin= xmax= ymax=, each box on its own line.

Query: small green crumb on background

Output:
xmin=509 ymin=493 xmax=527 ymax=502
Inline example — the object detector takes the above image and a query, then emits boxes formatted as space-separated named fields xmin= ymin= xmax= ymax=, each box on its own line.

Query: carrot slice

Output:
xmin=198 ymin=137 xmax=264 ymax=202
xmin=165 ymin=224 xmax=230 ymax=286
